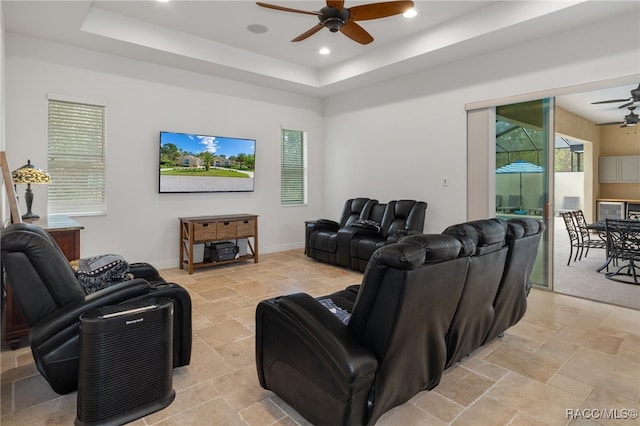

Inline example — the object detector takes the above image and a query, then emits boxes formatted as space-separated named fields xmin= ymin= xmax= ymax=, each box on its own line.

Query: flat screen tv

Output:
xmin=159 ymin=131 xmax=256 ymax=193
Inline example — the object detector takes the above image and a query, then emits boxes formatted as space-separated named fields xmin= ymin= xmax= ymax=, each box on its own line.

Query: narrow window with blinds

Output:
xmin=47 ymin=97 xmax=106 ymax=216
xmin=281 ymin=129 xmax=307 ymax=205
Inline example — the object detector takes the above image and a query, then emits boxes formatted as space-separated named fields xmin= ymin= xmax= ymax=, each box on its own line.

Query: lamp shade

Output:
xmin=12 ymin=160 xmax=52 ymax=184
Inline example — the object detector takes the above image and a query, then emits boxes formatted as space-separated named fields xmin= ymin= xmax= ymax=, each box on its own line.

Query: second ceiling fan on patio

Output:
xmin=256 ymin=0 xmax=414 ymax=45
xmin=598 ymin=106 xmax=639 ymax=128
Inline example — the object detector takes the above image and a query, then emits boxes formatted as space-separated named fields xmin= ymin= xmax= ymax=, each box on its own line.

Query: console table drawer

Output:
xmin=194 ymin=223 xmax=217 ymax=241
xmin=237 ymin=218 xmax=256 ymax=237
xmin=217 ymin=221 xmax=237 ymax=239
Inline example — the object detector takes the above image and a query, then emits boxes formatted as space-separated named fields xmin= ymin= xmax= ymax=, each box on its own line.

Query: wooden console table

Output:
xmin=3 ymin=215 xmax=84 ymax=349
xmin=179 ymin=214 xmax=258 ymax=274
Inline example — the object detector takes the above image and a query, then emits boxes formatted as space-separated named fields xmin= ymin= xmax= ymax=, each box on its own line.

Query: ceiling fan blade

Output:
xmin=618 ymin=101 xmax=634 ymax=109
xmin=591 ymin=98 xmax=631 ymax=105
xmin=349 ymin=1 xmax=414 ymax=21
xmin=340 ymin=21 xmax=374 ymax=44
xmin=256 ymin=2 xmax=321 ymax=16
xmin=597 ymin=121 xmax=625 ymax=126
xmin=292 ymin=24 xmax=324 ymax=42
xmin=326 ymin=1 xmax=345 ymax=9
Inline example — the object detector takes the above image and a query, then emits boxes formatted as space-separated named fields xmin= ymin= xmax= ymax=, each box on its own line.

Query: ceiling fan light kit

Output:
xmin=322 ymin=8 xmax=350 ymax=32
xmin=256 ymin=0 xmax=415 ymax=45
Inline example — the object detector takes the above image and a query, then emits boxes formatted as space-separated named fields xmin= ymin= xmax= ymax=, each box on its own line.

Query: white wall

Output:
xmin=323 ymin=12 xmax=640 ymax=233
xmin=5 ymin=35 xmax=324 ymax=268
xmin=554 ymin=173 xmax=585 ymax=211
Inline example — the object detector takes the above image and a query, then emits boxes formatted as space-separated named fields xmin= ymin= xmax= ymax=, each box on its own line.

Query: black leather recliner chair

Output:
xmin=342 ymin=200 xmax=427 ymax=271
xmin=483 ymin=217 xmax=545 ymax=343
xmin=306 ymin=197 xmax=377 ymax=265
xmin=0 ymin=223 xmax=192 ymax=395
xmin=439 ymin=219 xmax=509 ymax=367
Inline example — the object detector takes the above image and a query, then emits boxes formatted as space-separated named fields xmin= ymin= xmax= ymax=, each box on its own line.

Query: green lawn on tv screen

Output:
xmin=161 ymin=168 xmax=250 ymax=178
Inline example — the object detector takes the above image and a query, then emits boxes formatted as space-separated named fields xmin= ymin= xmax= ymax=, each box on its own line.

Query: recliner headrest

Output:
xmin=1 ymin=223 xmax=86 ymax=319
xmin=350 ymin=197 xmax=374 ymax=213
xmin=393 ymin=200 xmax=416 ymax=218
xmin=341 ymin=197 xmax=378 ymax=226
xmin=400 ymin=233 xmax=470 ymax=261
xmin=491 ymin=217 xmax=508 ymax=233
xmin=369 ymin=203 xmax=387 ymax=223
xmin=370 ymin=242 xmax=425 ymax=270
xmin=507 ymin=222 xmax=525 ymax=239
xmin=507 ymin=217 xmax=544 ymax=237
xmin=442 ymin=219 xmax=506 ymax=255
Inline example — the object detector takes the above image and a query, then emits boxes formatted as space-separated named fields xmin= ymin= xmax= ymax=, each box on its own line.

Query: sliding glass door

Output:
xmin=494 ymin=99 xmax=552 ymax=288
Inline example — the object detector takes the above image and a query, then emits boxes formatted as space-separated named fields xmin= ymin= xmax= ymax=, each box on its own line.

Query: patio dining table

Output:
xmin=587 ymin=219 xmax=640 ymax=284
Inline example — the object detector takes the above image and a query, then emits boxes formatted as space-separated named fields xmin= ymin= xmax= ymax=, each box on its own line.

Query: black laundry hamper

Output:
xmin=76 ymin=297 xmax=176 ymax=425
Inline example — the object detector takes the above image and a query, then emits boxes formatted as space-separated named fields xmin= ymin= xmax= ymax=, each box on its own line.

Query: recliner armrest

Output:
xmin=351 ymin=220 xmax=381 ymax=232
xmin=386 ymin=229 xmax=420 ymax=244
xmin=256 ymin=293 xmax=378 ymax=425
xmin=338 ymin=225 xmax=382 ymax=238
xmin=278 ymin=293 xmax=378 ymax=380
xmin=336 ymin=225 xmax=384 ymax=267
xmin=310 ymin=219 xmax=341 ymax=232
xmin=29 ymin=279 xmax=152 ymax=350
xmin=257 ymin=293 xmax=377 ymax=384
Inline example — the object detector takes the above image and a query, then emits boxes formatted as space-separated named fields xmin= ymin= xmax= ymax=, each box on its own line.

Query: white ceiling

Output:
xmin=3 ymin=0 xmax=640 ymax=124
xmin=555 ymin=84 xmax=640 ymax=127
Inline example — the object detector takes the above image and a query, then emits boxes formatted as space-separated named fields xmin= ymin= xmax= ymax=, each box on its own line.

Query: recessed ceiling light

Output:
xmin=247 ymin=24 xmax=268 ymax=34
xmin=319 ymin=47 xmax=331 ymax=55
xmin=157 ymin=0 xmax=170 ymax=3
xmin=403 ymin=8 xmax=417 ymax=18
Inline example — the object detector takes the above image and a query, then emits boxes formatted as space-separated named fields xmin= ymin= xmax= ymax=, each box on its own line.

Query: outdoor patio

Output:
xmin=552 ymin=216 xmax=639 ymax=310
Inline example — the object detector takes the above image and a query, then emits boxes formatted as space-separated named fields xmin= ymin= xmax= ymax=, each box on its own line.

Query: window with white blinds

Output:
xmin=47 ymin=97 xmax=106 ymax=216
xmin=281 ymin=129 xmax=307 ymax=205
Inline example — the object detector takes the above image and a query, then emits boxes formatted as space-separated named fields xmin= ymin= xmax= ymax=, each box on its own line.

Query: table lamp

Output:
xmin=12 ymin=159 xmax=52 ymax=220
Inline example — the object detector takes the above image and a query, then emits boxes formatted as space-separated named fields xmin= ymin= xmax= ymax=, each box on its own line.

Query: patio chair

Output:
xmin=573 ymin=210 xmax=606 ymax=259
xmin=559 ymin=211 xmax=581 ymax=265
xmin=604 ymin=219 xmax=640 ymax=285
xmin=499 ymin=195 xmax=521 ymax=213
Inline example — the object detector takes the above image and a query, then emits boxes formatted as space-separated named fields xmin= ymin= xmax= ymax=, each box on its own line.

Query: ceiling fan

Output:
xmin=598 ymin=106 xmax=639 ymax=127
xmin=591 ymin=83 xmax=640 ymax=109
xmin=256 ymin=1 xmax=415 ymax=45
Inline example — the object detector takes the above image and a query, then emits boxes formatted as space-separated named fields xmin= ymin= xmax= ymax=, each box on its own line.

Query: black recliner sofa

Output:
xmin=0 ymin=223 xmax=192 ymax=395
xmin=306 ymin=198 xmax=427 ymax=271
xmin=256 ymin=217 xmax=544 ymax=425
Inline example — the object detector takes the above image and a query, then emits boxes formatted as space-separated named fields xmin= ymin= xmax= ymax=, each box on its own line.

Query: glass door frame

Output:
xmin=466 ymin=99 xmax=554 ymax=290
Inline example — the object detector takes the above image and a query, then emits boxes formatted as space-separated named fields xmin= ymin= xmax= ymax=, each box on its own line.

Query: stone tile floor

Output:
xmin=1 ymin=250 xmax=639 ymax=425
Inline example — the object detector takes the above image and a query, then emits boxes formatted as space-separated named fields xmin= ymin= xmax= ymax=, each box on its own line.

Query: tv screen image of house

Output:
xmin=159 ymin=131 xmax=256 ymax=193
